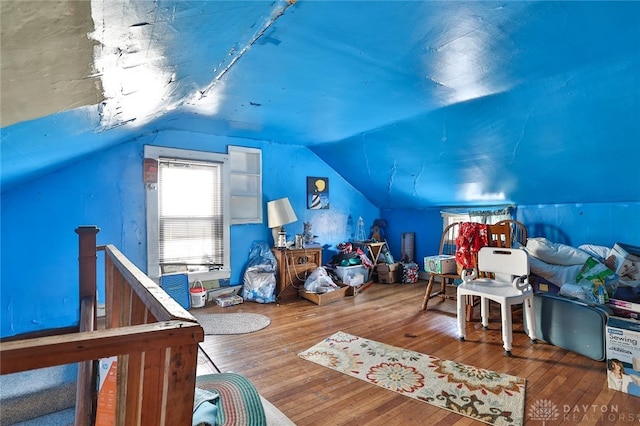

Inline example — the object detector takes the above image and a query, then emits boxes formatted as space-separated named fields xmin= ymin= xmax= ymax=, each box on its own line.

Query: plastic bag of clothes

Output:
xmin=333 ymin=242 xmax=374 ymax=269
xmin=242 ymin=241 xmax=277 ymax=303
xmin=304 ymin=267 xmax=339 ymax=294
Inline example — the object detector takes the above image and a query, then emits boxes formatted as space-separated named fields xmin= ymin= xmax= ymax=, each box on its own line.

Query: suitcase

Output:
xmin=525 ymin=292 xmax=613 ymax=361
xmin=529 ymin=273 xmax=560 ymax=295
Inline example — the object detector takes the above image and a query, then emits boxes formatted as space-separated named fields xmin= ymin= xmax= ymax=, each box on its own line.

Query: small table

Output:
xmin=362 ymin=241 xmax=387 ymax=264
xmin=271 ymin=247 xmax=322 ymax=299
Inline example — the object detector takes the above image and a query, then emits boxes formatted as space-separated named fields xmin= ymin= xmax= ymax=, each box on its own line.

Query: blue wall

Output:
xmin=382 ymin=203 xmax=640 ymax=271
xmin=0 ymin=130 xmax=378 ymax=338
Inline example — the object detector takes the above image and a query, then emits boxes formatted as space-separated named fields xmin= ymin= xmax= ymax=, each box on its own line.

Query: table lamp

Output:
xmin=267 ymin=197 xmax=297 ymax=248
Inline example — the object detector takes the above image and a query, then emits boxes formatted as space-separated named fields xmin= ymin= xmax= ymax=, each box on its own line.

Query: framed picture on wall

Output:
xmin=307 ymin=177 xmax=330 ymax=209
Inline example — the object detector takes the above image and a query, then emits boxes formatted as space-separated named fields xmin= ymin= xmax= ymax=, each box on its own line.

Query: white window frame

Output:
xmin=441 ymin=205 xmax=514 ymax=230
xmin=441 ymin=211 xmax=471 ymax=230
xmin=144 ymin=145 xmax=231 ymax=282
xmin=229 ymin=146 xmax=262 ymax=224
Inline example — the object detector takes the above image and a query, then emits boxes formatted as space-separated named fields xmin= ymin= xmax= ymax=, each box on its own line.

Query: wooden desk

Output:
xmin=271 ymin=247 xmax=322 ymax=299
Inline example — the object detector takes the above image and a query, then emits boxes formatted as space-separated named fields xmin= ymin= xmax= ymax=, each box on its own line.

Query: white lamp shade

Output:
xmin=267 ymin=197 xmax=297 ymax=229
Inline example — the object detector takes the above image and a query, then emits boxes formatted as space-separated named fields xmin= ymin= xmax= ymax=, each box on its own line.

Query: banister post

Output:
xmin=75 ymin=226 xmax=100 ymax=426
xmin=76 ymin=226 xmax=100 ymax=319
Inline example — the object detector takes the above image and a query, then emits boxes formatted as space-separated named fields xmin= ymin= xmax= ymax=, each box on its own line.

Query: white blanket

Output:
xmin=528 ymin=256 xmax=584 ymax=287
xmin=524 ymin=238 xmax=612 ymax=288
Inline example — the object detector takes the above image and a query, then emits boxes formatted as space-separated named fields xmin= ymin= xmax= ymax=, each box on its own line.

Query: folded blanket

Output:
xmin=193 ymin=387 xmax=219 ymax=426
xmin=528 ymin=256 xmax=583 ymax=287
xmin=525 ymin=237 xmax=590 ymax=266
xmin=524 ymin=238 xmax=615 ymax=288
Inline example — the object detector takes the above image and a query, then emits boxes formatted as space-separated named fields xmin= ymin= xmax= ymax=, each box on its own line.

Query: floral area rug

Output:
xmin=298 ymin=331 xmax=526 ymax=426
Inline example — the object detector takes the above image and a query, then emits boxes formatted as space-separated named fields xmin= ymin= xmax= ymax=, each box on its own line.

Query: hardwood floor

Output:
xmin=197 ymin=281 xmax=639 ymax=425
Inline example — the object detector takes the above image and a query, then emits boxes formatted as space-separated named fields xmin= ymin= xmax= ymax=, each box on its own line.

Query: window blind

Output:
xmin=158 ymin=158 xmax=224 ymax=268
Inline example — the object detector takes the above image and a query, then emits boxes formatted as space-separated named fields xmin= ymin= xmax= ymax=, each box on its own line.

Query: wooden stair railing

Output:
xmin=0 ymin=226 xmax=204 ymax=425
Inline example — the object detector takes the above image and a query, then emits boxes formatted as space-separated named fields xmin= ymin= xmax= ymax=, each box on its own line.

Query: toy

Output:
xmin=369 ymin=218 xmax=387 ymax=242
xmin=303 ymin=222 xmax=318 ymax=245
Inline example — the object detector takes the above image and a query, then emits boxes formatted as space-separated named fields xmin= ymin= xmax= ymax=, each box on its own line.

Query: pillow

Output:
xmin=525 ymin=237 xmax=590 ymax=266
xmin=578 ymin=244 xmax=611 ymax=263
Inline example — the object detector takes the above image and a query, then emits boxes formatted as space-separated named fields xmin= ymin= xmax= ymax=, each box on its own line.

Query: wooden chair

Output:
xmin=422 ymin=221 xmax=526 ymax=319
xmin=421 ymin=222 xmax=462 ymax=312
xmin=495 ymin=219 xmax=527 ymax=247
xmin=485 ymin=222 xmax=512 ymax=250
xmin=457 ymin=247 xmax=537 ymax=356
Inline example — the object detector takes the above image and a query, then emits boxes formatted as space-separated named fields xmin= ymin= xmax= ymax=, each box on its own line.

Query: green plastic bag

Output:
xmin=576 ymin=257 xmax=617 ymax=303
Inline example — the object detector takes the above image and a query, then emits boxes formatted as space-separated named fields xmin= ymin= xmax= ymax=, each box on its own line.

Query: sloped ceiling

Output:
xmin=1 ymin=0 xmax=639 ymax=207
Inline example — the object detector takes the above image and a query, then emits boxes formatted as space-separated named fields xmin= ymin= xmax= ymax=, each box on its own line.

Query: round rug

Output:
xmin=193 ymin=312 xmax=271 ymax=335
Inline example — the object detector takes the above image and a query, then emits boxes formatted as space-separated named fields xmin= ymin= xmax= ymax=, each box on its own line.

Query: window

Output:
xmin=145 ymin=146 xmax=230 ymax=281
xmin=439 ymin=206 xmax=514 ymax=253
xmin=441 ymin=211 xmax=471 ymax=230
xmin=229 ymin=146 xmax=262 ymax=224
xmin=441 ymin=206 xmax=514 ymax=230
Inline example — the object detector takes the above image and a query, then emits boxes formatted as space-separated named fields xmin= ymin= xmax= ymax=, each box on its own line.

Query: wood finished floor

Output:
xmin=196 ymin=281 xmax=639 ymax=425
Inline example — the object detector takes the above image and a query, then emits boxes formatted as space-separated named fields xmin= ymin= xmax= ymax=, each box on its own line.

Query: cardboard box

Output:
xmin=606 ymin=316 xmax=640 ymax=397
xmin=335 ymin=265 xmax=370 ymax=286
xmin=376 ymin=262 xmax=401 ymax=284
xmin=299 ymin=285 xmax=349 ymax=305
xmin=608 ymin=299 xmax=640 ymax=320
xmin=608 ymin=243 xmax=640 ymax=286
xmin=345 ymin=281 xmax=373 ymax=296
xmin=609 ymin=299 xmax=640 ymax=314
xmin=215 ymin=294 xmax=243 ymax=307
xmin=207 ymin=285 xmax=242 ymax=302
xmin=424 ymin=255 xmax=457 ymax=274
xmin=96 ymin=356 xmax=117 ymax=426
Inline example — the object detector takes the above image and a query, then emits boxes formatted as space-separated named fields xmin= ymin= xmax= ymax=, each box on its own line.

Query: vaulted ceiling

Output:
xmin=2 ymin=0 xmax=639 ymax=207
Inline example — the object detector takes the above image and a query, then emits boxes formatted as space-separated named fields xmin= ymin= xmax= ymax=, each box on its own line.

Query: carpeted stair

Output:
xmin=0 ymin=364 xmax=77 ymax=425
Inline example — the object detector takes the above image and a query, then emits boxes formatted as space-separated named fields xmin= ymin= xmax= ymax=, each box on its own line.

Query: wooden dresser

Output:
xmin=271 ymin=247 xmax=322 ymax=298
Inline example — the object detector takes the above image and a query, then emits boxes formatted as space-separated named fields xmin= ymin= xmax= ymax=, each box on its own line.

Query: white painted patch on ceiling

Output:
xmin=427 ymin=13 xmax=510 ymax=105
xmin=90 ymin=0 xmax=179 ymax=129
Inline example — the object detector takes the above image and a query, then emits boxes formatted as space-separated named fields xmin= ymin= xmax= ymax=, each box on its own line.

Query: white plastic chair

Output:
xmin=456 ymin=247 xmax=537 ymax=356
